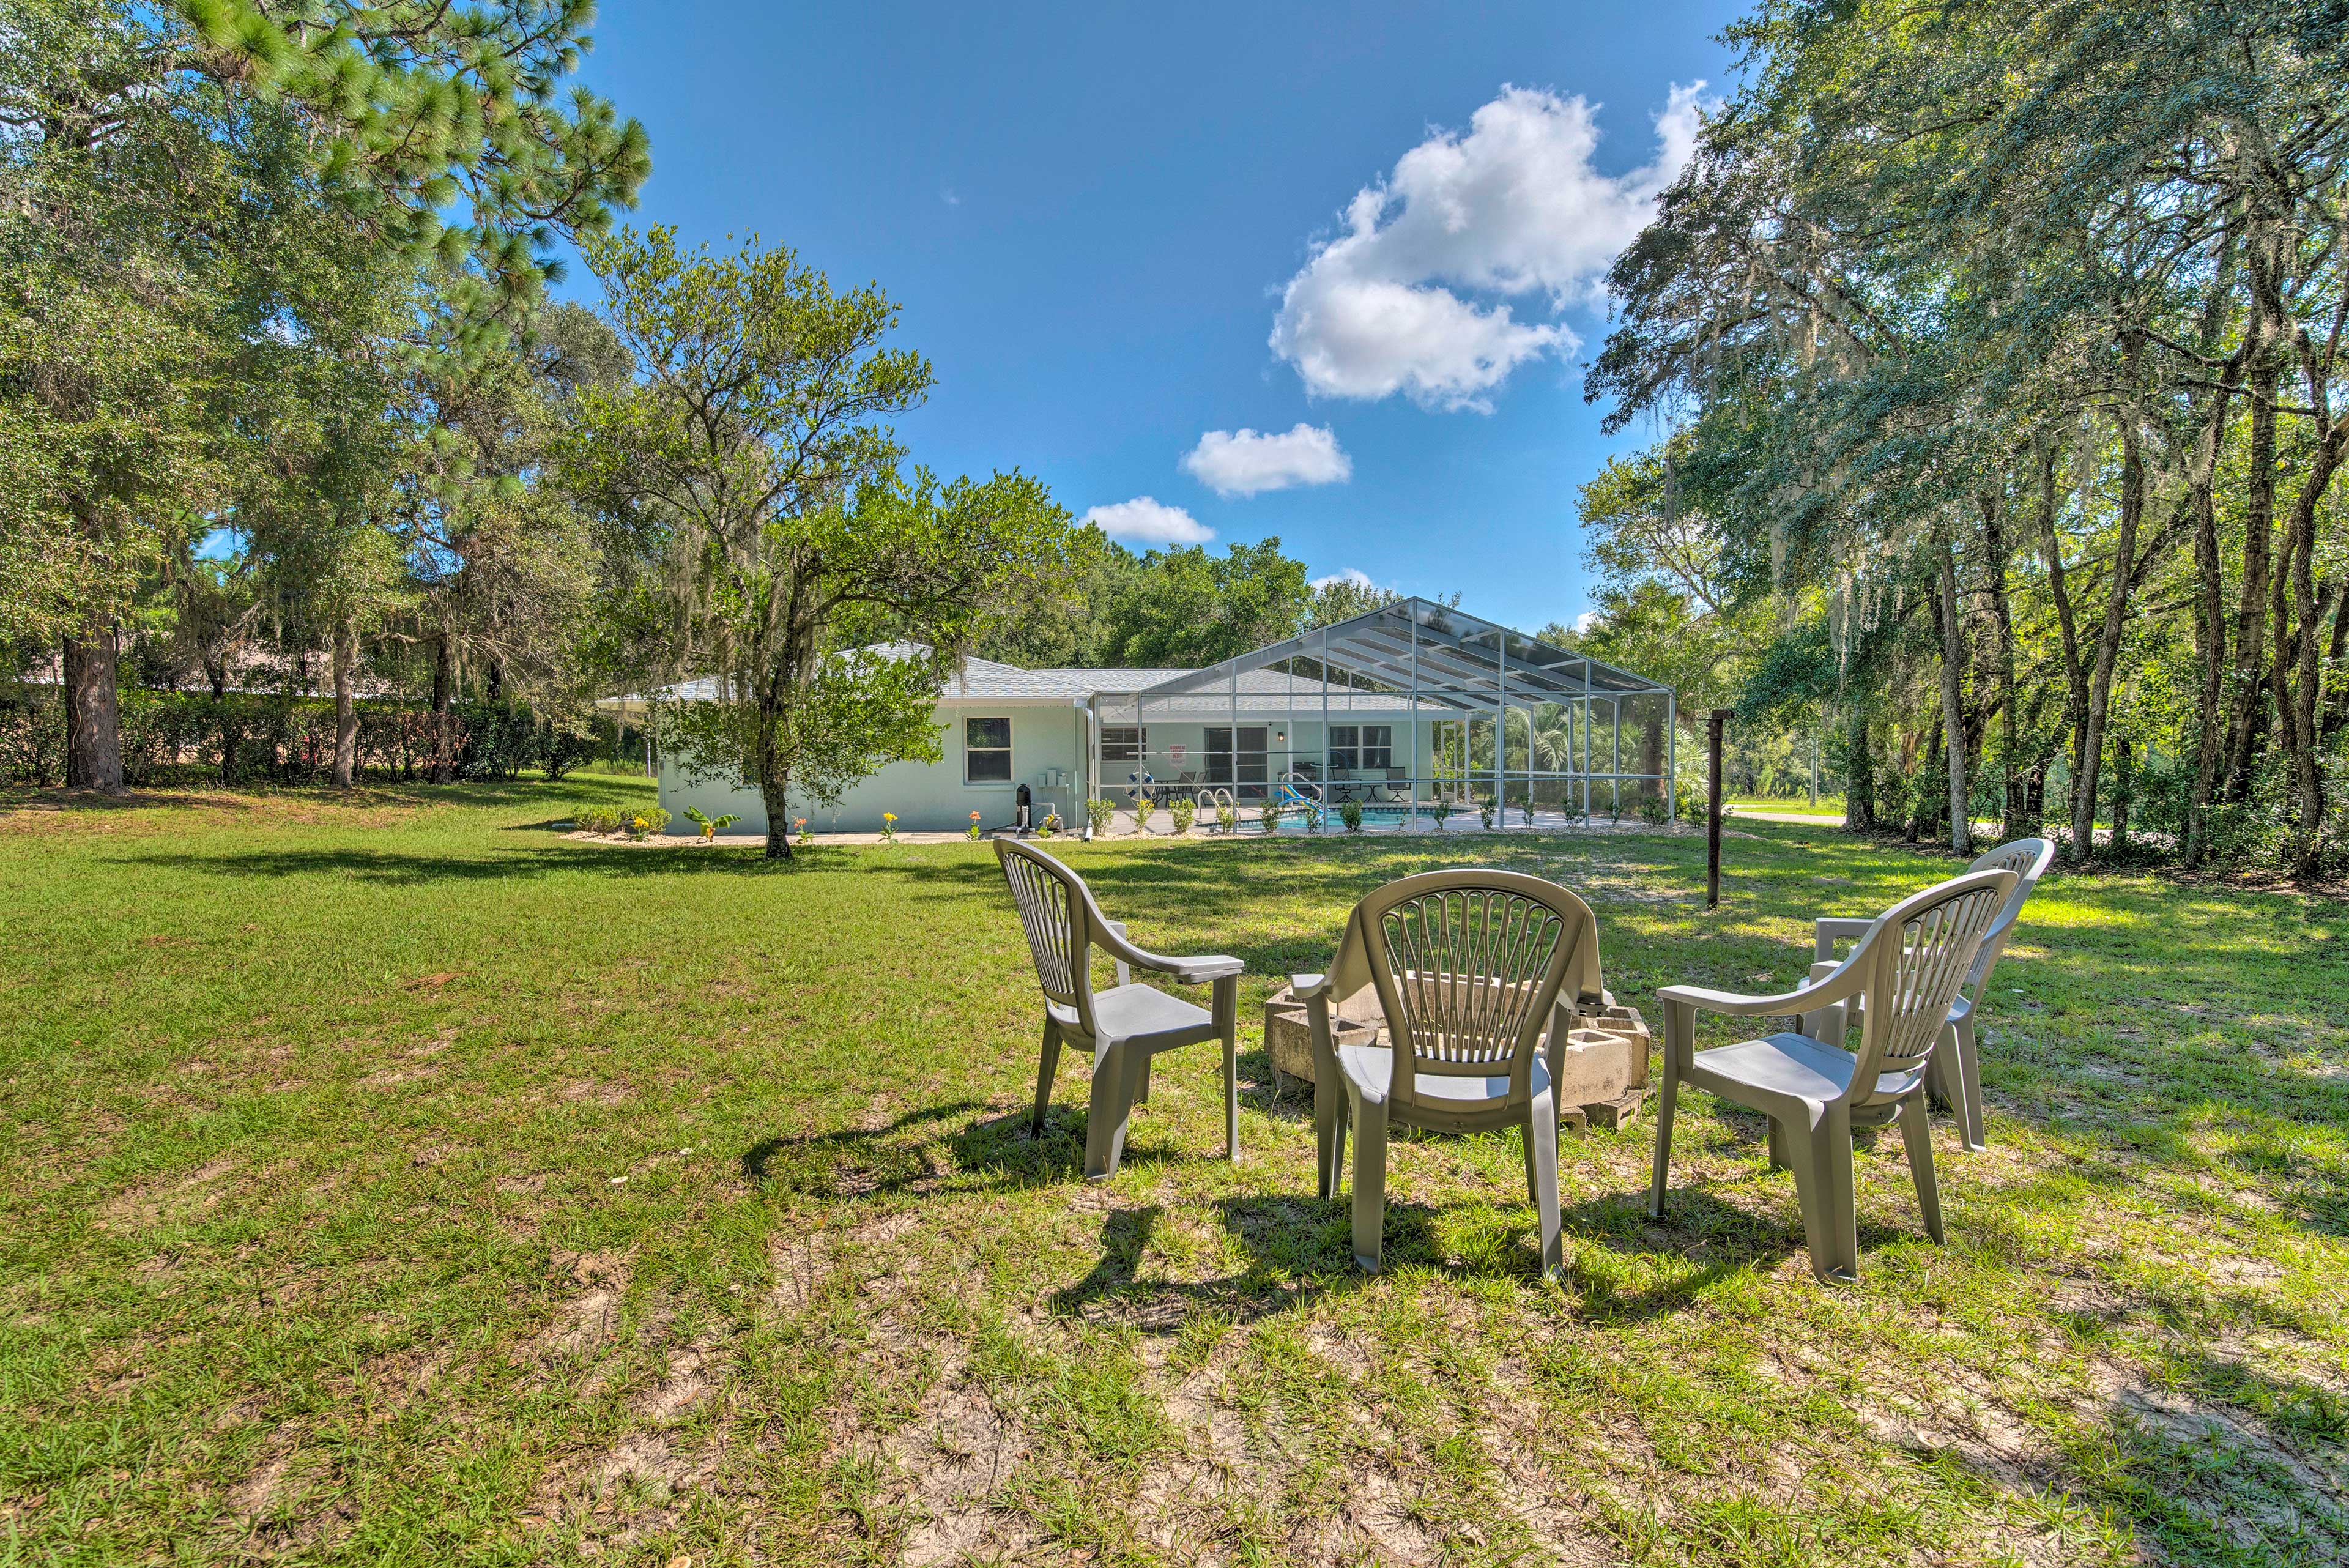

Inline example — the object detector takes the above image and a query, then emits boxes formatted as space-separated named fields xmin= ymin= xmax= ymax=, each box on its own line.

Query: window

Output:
xmin=1101 ymin=726 xmax=1145 ymax=764
xmin=965 ymin=716 xmax=1012 ymax=782
xmin=1329 ymin=725 xmax=1391 ymax=772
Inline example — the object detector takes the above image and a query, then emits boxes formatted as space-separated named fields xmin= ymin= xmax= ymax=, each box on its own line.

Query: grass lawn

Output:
xmin=2 ymin=781 xmax=2344 ymax=1566
xmin=1721 ymin=796 xmax=1845 ymax=818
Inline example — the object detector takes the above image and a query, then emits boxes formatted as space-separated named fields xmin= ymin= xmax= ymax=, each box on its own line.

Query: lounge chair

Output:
xmin=1649 ymin=867 xmax=2017 ymax=1282
xmin=994 ymin=839 xmax=1242 ymax=1180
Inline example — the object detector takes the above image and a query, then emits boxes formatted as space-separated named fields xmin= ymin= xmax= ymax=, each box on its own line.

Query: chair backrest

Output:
xmin=1335 ymin=869 xmax=1595 ymax=1116
xmin=1963 ymin=837 xmax=2056 ymax=989
xmin=994 ymin=838 xmax=1102 ymax=1037
xmin=1845 ymin=867 xmax=2019 ymax=1105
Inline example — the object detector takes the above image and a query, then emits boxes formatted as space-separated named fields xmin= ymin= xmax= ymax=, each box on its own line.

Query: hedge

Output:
xmin=0 ymin=686 xmax=630 ymax=788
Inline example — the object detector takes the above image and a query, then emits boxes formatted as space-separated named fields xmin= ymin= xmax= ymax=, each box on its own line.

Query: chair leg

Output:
xmin=1646 ymin=1052 xmax=1679 ymax=1220
xmin=1083 ymin=1040 xmax=1136 ymax=1181
xmin=1526 ymin=1093 xmax=1562 ymax=1279
xmin=1784 ymin=1107 xmax=1859 ymax=1284
xmin=1317 ymin=1080 xmax=1349 ymax=1200
xmin=1899 ymin=1094 xmax=1944 ymax=1243
xmin=1031 ymin=1018 xmax=1063 ymax=1137
xmin=1949 ymin=1016 xmax=1987 ymax=1151
xmin=1222 ymin=1025 xmax=1239 ymax=1160
xmin=1134 ymin=1054 xmax=1152 ymax=1105
xmin=1766 ymin=1115 xmax=1792 ymax=1172
xmin=1349 ymin=1090 xmax=1388 ymax=1273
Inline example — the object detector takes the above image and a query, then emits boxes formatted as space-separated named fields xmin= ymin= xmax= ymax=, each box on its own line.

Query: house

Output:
xmin=619 ymin=598 xmax=1675 ymax=836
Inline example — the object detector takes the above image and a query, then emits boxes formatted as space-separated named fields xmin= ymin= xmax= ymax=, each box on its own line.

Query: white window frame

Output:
xmin=963 ymin=715 xmax=1013 ymax=784
xmin=1100 ymin=725 xmax=1146 ymax=765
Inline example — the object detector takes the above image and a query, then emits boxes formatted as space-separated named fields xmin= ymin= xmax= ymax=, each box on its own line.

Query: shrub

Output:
xmin=684 ymin=806 xmax=740 ymax=841
xmin=1476 ymin=797 xmax=1495 ymax=830
xmin=574 ymin=803 xmax=626 ymax=834
xmin=1339 ymin=798 xmax=1364 ymax=833
xmin=1258 ymin=801 xmax=1283 ymax=834
xmin=1170 ymin=796 xmax=1197 ymax=834
xmin=1087 ymin=797 xmax=1118 ymax=836
xmin=626 ymin=806 xmax=672 ymax=840
xmin=1428 ymin=797 xmax=1454 ymax=831
xmin=1301 ymin=799 xmax=1324 ymax=833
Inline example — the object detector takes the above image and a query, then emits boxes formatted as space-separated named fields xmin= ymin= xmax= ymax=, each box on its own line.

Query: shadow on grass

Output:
xmin=739 ymin=1096 xmax=1808 ymax=1325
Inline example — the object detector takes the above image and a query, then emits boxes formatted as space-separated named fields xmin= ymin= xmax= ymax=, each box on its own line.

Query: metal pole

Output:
xmin=1811 ymin=724 xmax=1820 ymax=807
xmin=1494 ymin=633 xmax=1507 ymax=828
xmin=1581 ymin=662 xmax=1592 ymax=822
xmin=1707 ymin=708 xmax=1729 ymax=908
xmin=1612 ymin=698 xmax=1622 ymax=819
xmin=1409 ymin=614 xmax=1420 ymax=831
xmin=1666 ymin=691 xmax=1678 ymax=827
xmin=1320 ymin=628 xmax=1330 ymax=812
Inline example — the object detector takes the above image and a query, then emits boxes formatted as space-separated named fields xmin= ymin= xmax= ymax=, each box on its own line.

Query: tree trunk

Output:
xmin=2035 ymin=434 xmax=2090 ymax=803
xmin=331 ymin=620 xmax=358 ymax=789
xmin=1984 ymin=497 xmax=2019 ymax=842
xmin=2282 ymin=422 xmax=2348 ymax=880
xmin=2223 ymin=355 xmax=2279 ymax=799
xmin=1843 ymin=709 xmax=1874 ymax=831
xmin=1937 ymin=535 xmax=1973 ymax=856
xmin=62 ymin=630 xmax=127 ymax=793
xmin=428 ymin=634 xmax=455 ymax=784
xmin=760 ymin=773 xmax=795 ymax=860
xmin=2070 ymin=399 xmax=2147 ymax=866
xmin=2188 ymin=476 xmax=2227 ymax=864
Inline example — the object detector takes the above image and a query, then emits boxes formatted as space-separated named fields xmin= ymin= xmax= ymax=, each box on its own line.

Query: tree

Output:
xmin=566 ymin=226 xmax=1081 ymax=858
xmin=0 ymin=0 xmax=647 ymax=791
xmin=1100 ymin=540 xmax=1313 ymax=666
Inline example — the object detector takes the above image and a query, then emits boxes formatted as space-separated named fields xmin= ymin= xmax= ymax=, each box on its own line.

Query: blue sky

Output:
xmin=560 ymin=2 xmax=1747 ymax=634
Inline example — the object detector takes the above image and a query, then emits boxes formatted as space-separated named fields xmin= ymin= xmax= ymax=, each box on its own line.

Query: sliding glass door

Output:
xmin=1205 ymin=727 xmax=1269 ymax=801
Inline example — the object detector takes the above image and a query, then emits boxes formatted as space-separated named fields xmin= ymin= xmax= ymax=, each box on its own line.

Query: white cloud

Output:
xmin=1181 ymin=423 xmax=1353 ymax=498
xmin=1573 ymin=609 xmax=1601 ymax=634
xmin=1082 ymin=496 xmax=1212 ymax=546
xmin=1271 ymin=81 xmax=1707 ymax=411
xmin=1312 ymin=567 xmax=1378 ymax=591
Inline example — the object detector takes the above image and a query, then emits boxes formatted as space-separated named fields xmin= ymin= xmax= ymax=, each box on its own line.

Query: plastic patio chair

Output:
xmin=1800 ymin=838 xmax=2055 ymax=1151
xmin=1293 ymin=870 xmax=1598 ymax=1277
xmin=1648 ymin=866 xmax=2017 ymax=1283
xmin=994 ymin=838 xmax=1243 ymax=1181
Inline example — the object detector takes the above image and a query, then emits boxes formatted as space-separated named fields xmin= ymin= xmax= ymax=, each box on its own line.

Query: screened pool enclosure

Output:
xmin=1082 ymin=598 xmax=1677 ymax=835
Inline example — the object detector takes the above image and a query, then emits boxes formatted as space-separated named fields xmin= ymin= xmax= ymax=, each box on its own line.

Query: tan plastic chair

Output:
xmin=1293 ymin=870 xmax=1597 ymax=1277
xmin=1649 ymin=866 xmax=2018 ymax=1283
xmin=995 ymin=839 xmax=1242 ymax=1181
xmin=1802 ymin=838 xmax=2055 ymax=1150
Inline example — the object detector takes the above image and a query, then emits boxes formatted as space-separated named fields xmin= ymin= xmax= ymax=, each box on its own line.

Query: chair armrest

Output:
xmin=1813 ymin=915 xmax=1873 ymax=960
xmin=1291 ymin=972 xmax=1330 ymax=999
xmin=1094 ymin=918 xmax=1240 ymax=984
xmin=1658 ymin=962 xmax=1862 ymax=1019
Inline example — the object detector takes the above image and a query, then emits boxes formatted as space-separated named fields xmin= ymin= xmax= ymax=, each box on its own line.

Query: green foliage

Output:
xmin=1476 ymin=798 xmax=1496 ymax=830
xmin=1086 ymin=797 xmax=1117 ymax=837
xmin=1168 ymin=795 xmax=1197 ymax=834
xmin=1100 ymin=539 xmax=1313 ymax=667
xmin=1338 ymin=798 xmax=1365 ymax=833
xmin=683 ymin=806 xmax=741 ymax=841
xmin=1214 ymin=801 xmax=1237 ymax=835
xmin=573 ymin=803 xmax=625 ymax=834
xmin=0 ymin=686 xmax=604 ymax=787
xmin=625 ymin=804 xmax=670 ymax=840
xmin=1257 ymin=801 xmax=1282 ymax=834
